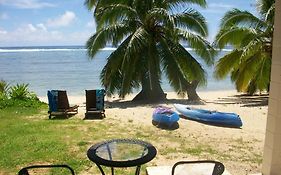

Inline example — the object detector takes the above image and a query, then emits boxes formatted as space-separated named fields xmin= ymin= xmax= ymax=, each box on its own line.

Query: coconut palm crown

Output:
xmin=213 ymin=0 xmax=275 ymax=94
xmin=85 ymin=0 xmax=215 ymax=101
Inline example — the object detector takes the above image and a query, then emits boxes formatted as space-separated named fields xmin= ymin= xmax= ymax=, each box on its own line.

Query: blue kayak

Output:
xmin=174 ymin=104 xmax=243 ymax=127
xmin=152 ymin=106 xmax=179 ymax=127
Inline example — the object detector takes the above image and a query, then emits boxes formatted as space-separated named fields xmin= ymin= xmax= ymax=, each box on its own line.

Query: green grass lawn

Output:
xmin=0 ymin=103 xmax=262 ymax=174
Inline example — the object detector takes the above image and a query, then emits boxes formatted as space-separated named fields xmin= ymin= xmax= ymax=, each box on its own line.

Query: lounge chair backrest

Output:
xmin=57 ymin=90 xmax=70 ymax=110
xmin=86 ymin=90 xmax=96 ymax=110
xmin=86 ymin=89 xmax=105 ymax=111
xmin=18 ymin=164 xmax=75 ymax=175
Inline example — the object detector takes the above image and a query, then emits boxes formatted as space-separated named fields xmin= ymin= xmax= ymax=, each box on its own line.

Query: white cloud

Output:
xmin=27 ymin=24 xmax=37 ymax=32
xmin=36 ymin=23 xmax=47 ymax=31
xmin=0 ymin=29 xmax=7 ymax=34
xmin=0 ymin=0 xmax=55 ymax=9
xmin=46 ymin=11 xmax=76 ymax=28
xmin=86 ymin=20 xmax=96 ymax=28
xmin=0 ymin=24 xmax=63 ymax=46
xmin=0 ymin=13 xmax=8 ymax=20
xmin=0 ymin=23 xmax=93 ymax=46
xmin=208 ymin=3 xmax=234 ymax=9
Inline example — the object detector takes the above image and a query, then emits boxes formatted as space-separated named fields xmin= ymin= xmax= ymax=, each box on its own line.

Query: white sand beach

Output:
xmin=39 ymin=90 xmax=268 ymax=174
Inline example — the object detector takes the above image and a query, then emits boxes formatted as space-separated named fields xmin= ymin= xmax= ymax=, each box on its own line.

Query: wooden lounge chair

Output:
xmin=85 ymin=89 xmax=105 ymax=119
xmin=47 ymin=90 xmax=78 ymax=119
xmin=18 ymin=164 xmax=75 ymax=175
xmin=171 ymin=160 xmax=225 ymax=175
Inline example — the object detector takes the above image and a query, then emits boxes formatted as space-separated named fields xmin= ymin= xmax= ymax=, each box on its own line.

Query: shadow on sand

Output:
xmin=105 ymin=93 xmax=268 ymax=109
xmin=105 ymin=98 xmax=205 ymax=109
xmin=209 ymin=93 xmax=269 ymax=107
xmin=151 ymin=120 xmax=180 ymax=130
xmin=179 ymin=114 xmax=242 ymax=129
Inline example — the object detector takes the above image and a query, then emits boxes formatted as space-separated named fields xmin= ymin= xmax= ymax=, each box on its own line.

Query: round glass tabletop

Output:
xmin=87 ymin=139 xmax=157 ymax=167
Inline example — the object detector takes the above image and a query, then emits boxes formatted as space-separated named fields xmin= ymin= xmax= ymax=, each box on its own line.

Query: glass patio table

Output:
xmin=87 ymin=139 xmax=157 ymax=175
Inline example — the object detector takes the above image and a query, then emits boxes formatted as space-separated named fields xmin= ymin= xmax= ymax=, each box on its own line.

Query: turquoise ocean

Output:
xmin=0 ymin=46 xmax=234 ymax=97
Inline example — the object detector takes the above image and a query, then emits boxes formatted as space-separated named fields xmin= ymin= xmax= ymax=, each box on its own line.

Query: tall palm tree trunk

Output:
xmin=132 ymin=74 xmax=166 ymax=102
xmin=185 ymin=80 xmax=201 ymax=101
xmin=133 ymin=44 xmax=166 ymax=102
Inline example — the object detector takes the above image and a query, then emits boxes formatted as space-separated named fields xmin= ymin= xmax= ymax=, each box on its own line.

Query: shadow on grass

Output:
xmin=49 ymin=114 xmax=76 ymax=120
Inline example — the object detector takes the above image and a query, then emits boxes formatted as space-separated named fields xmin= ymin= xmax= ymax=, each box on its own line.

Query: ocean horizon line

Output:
xmin=0 ymin=45 xmax=232 ymax=53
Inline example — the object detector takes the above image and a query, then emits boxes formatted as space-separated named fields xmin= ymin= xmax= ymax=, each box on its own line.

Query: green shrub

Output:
xmin=0 ymin=81 xmax=44 ymax=109
xmin=9 ymin=83 xmax=31 ymax=100
xmin=0 ymin=80 xmax=9 ymax=100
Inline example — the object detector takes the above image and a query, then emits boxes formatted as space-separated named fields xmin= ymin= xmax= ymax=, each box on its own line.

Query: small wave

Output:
xmin=0 ymin=47 xmax=117 ymax=53
xmin=0 ymin=48 xmax=86 ymax=53
xmin=0 ymin=47 xmax=231 ymax=53
xmin=100 ymin=47 xmax=117 ymax=51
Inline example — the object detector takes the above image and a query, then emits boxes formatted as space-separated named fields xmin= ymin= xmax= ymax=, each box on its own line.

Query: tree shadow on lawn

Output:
xmin=208 ymin=93 xmax=269 ymax=107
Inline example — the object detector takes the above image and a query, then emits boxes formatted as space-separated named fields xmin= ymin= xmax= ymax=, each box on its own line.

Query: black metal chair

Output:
xmin=18 ymin=164 xmax=75 ymax=175
xmin=171 ymin=160 xmax=225 ymax=175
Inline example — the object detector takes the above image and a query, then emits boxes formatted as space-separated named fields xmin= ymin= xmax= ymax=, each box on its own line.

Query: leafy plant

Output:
xmin=213 ymin=0 xmax=274 ymax=94
xmin=0 ymin=80 xmax=9 ymax=99
xmin=9 ymin=83 xmax=30 ymax=100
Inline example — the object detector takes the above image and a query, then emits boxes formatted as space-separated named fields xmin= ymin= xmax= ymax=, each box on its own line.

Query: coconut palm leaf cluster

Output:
xmin=85 ymin=0 xmax=215 ymax=102
xmin=213 ymin=0 xmax=275 ymax=94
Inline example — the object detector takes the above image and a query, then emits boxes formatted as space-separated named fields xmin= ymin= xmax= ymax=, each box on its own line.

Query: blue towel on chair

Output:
xmin=96 ymin=89 xmax=105 ymax=111
xmin=47 ymin=90 xmax=58 ymax=112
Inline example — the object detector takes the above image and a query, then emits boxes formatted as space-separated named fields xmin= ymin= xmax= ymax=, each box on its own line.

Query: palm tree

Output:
xmin=85 ymin=0 xmax=215 ymax=102
xmin=213 ymin=0 xmax=275 ymax=94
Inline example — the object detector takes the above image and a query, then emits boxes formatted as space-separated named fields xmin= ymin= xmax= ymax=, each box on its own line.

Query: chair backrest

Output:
xmin=85 ymin=89 xmax=105 ymax=111
xmin=171 ymin=160 xmax=225 ymax=175
xmin=47 ymin=90 xmax=58 ymax=112
xmin=18 ymin=164 xmax=75 ymax=175
xmin=57 ymin=90 xmax=70 ymax=110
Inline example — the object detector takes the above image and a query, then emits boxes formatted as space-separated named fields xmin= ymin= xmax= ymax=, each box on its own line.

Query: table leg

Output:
xmin=135 ymin=166 xmax=141 ymax=175
xmin=96 ymin=164 xmax=106 ymax=175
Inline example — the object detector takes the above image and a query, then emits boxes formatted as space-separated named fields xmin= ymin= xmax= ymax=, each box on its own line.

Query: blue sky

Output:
xmin=0 ymin=0 xmax=256 ymax=47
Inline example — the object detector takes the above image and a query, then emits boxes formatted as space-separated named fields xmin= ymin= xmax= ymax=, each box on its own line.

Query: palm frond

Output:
xmin=168 ymin=40 xmax=206 ymax=85
xmin=253 ymin=54 xmax=271 ymax=92
xmin=264 ymin=3 xmax=275 ymax=23
xmin=234 ymin=53 xmax=263 ymax=91
xmin=240 ymin=38 xmax=263 ymax=62
xmin=257 ymin=0 xmax=275 ymax=17
xmin=220 ymin=9 xmax=265 ymax=29
xmin=100 ymin=36 xmax=133 ymax=96
xmin=166 ymin=0 xmax=207 ymax=10
xmin=179 ymin=30 xmax=215 ymax=65
xmin=120 ymin=27 xmax=151 ymax=96
xmin=172 ymin=9 xmax=208 ymax=36
xmin=123 ymin=27 xmax=150 ymax=66
xmin=214 ymin=49 xmax=242 ymax=79
xmin=86 ymin=23 xmax=131 ymax=58
xmin=84 ymin=0 xmax=98 ymax=10
xmin=96 ymin=4 xmax=139 ymax=29
xmin=146 ymin=8 xmax=175 ymax=28
xmin=158 ymin=38 xmax=191 ymax=96
xmin=214 ymin=27 xmax=257 ymax=49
